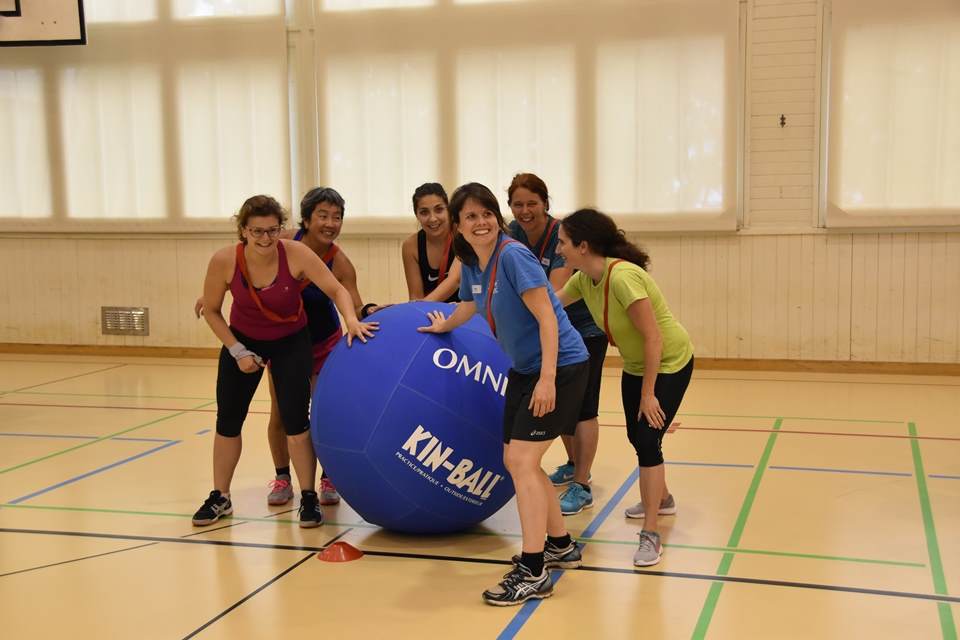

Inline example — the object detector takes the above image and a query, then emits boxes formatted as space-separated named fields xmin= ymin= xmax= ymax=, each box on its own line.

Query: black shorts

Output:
xmin=502 ymin=360 xmax=589 ymax=444
xmin=578 ymin=335 xmax=608 ymax=421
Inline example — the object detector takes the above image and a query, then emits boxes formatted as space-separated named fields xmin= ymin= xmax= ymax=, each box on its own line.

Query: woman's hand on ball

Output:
xmin=528 ymin=378 xmax=556 ymax=418
xmin=346 ymin=319 xmax=379 ymax=346
xmin=417 ymin=310 xmax=449 ymax=334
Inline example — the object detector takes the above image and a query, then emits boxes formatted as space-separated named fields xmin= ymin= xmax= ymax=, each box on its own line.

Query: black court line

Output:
xmin=3 ymin=526 xmax=956 ymax=606
xmin=182 ymin=528 xmax=355 ymax=639
xmin=578 ymin=565 xmax=960 ymax=605
xmin=182 ymin=552 xmax=316 ymax=639
xmin=3 ymin=364 xmax=128 ymax=394
xmin=263 ymin=507 xmax=297 ymax=519
xmin=0 ymin=542 xmax=159 ymax=579
xmin=180 ymin=522 xmax=248 ymax=538
xmin=0 ymin=522 xmax=249 ymax=579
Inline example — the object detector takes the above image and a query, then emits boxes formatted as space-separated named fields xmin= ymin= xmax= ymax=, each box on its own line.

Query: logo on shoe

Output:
xmin=396 ymin=424 xmax=504 ymax=506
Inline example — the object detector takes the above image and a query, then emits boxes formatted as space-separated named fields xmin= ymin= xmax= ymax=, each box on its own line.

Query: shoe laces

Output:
xmin=638 ymin=531 xmax=659 ymax=552
xmin=501 ymin=565 xmax=533 ymax=585
xmin=202 ymin=492 xmax=223 ymax=509
xmin=268 ymin=478 xmax=291 ymax=492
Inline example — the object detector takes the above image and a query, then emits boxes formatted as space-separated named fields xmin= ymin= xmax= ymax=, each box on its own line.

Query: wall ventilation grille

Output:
xmin=101 ymin=307 xmax=149 ymax=336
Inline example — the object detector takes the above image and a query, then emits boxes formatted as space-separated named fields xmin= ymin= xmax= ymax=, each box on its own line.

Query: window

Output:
xmin=827 ymin=0 xmax=960 ymax=227
xmin=307 ymin=0 xmax=739 ymax=230
xmin=0 ymin=0 xmax=287 ymax=229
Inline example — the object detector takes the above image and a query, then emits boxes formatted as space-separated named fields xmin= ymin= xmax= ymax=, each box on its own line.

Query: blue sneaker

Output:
xmin=548 ymin=462 xmax=575 ymax=486
xmin=559 ymin=483 xmax=594 ymax=515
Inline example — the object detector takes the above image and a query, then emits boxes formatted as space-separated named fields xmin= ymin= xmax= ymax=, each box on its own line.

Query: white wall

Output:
xmin=1 ymin=0 xmax=958 ymax=363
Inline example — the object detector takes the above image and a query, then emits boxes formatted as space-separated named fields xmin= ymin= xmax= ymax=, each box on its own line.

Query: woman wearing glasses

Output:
xmin=192 ymin=195 xmax=377 ymax=528
xmin=196 ymin=188 xmax=378 ymax=508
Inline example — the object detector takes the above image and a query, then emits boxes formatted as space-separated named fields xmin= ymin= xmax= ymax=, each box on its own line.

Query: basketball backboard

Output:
xmin=0 ymin=0 xmax=85 ymax=46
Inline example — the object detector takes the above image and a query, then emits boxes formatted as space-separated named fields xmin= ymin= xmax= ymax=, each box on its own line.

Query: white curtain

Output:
xmin=0 ymin=0 xmax=289 ymax=226
xmin=310 ymin=0 xmax=738 ymax=227
xmin=828 ymin=0 xmax=960 ymax=227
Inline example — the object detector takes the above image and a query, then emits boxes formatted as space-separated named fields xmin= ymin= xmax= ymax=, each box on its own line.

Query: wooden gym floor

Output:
xmin=0 ymin=354 xmax=957 ymax=639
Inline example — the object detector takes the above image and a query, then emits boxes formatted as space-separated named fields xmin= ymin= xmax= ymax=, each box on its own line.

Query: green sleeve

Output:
xmin=611 ymin=267 xmax=649 ymax=310
xmin=562 ymin=272 xmax=584 ymax=302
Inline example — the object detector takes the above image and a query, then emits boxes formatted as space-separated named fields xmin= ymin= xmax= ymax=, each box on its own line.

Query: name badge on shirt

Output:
xmin=471 ymin=284 xmax=482 ymax=295
xmin=540 ymin=257 xmax=551 ymax=267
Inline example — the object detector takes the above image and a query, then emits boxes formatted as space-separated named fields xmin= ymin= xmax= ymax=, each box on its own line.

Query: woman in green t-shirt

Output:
xmin=555 ymin=209 xmax=694 ymax=568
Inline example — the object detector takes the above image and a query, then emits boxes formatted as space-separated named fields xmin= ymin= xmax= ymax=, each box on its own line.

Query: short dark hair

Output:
xmin=412 ymin=183 xmax=448 ymax=212
xmin=448 ymin=183 xmax=508 ymax=267
xmin=299 ymin=187 xmax=345 ymax=230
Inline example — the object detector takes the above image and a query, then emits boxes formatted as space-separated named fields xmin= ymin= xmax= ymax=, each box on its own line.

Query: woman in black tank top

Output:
xmin=401 ymin=182 xmax=461 ymax=303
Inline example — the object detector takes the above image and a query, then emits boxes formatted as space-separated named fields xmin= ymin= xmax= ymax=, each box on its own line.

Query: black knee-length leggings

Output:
xmin=621 ymin=356 xmax=694 ymax=467
xmin=215 ymin=327 xmax=313 ymax=438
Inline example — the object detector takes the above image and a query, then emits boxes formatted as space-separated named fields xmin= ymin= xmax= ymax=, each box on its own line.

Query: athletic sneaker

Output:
xmin=547 ymin=462 xmax=575 ymax=486
xmin=267 ymin=474 xmax=294 ymax=506
xmin=299 ymin=490 xmax=323 ymax=528
xmin=559 ymin=484 xmax=594 ymax=515
xmin=511 ymin=541 xmax=582 ymax=571
xmin=634 ymin=530 xmax=662 ymax=566
xmin=319 ymin=477 xmax=341 ymax=506
xmin=547 ymin=463 xmax=591 ymax=487
xmin=483 ymin=564 xmax=553 ymax=606
xmin=192 ymin=490 xmax=233 ymax=526
xmin=624 ymin=494 xmax=677 ymax=519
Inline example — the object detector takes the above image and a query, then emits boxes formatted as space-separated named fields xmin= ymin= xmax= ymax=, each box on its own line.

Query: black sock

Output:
xmin=566 ymin=460 xmax=574 ymax=466
xmin=275 ymin=466 xmax=290 ymax=477
xmin=519 ymin=551 xmax=544 ymax=576
xmin=576 ymin=482 xmax=591 ymax=492
xmin=321 ymin=470 xmax=328 ymax=480
xmin=546 ymin=534 xmax=572 ymax=550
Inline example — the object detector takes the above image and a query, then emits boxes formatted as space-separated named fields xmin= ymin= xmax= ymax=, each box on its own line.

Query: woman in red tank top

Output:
xmin=191 ymin=195 xmax=378 ymax=529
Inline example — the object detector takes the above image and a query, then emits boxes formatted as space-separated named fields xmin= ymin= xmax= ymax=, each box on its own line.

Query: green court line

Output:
xmin=0 ymin=400 xmax=216 ymax=475
xmin=677 ymin=412 xmax=903 ymax=425
xmin=909 ymin=422 xmax=958 ymax=640
xmin=2 ymin=499 xmax=923 ymax=569
xmin=3 ymin=390 xmax=268 ymax=402
xmin=692 ymin=417 xmax=782 ymax=640
xmin=0 ymin=503 xmax=380 ymax=529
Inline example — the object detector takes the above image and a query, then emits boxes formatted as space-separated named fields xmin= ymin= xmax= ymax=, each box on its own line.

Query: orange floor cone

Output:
xmin=317 ymin=541 xmax=364 ymax=563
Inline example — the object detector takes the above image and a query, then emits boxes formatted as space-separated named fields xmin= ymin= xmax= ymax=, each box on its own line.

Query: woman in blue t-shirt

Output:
xmin=419 ymin=183 xmax=589 ymax=607
xmin=506 ymin=173 xmax=608 ymax=517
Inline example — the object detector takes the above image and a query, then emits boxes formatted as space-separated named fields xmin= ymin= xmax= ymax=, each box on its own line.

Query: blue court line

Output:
xmin=668 ymin=460 xmax=753 ymax=469
xmin=497 ymin=467 xmax=640 ymax=640
xmin=769 ymin=465 xmax=912 ymax=478
xmin=195 ymin=429 xmax=211 ymax=436
xmin=0 ymin=432 xmax=175 ymax=444
xmin=7 ymin=440 xmax=181 ymax=504
xmin=929 ymin=474 xmax=960 ymax=481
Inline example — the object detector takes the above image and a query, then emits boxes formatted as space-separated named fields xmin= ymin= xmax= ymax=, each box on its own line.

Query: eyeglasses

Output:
xmin=246 ymin=226 xmax=282 ymax=238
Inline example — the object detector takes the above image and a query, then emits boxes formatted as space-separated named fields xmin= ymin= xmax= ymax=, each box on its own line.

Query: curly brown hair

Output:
xmin=234 ymin=195 xmax=287 ymax=242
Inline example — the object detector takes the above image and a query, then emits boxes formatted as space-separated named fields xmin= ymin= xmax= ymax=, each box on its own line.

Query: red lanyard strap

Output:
xmin=485 ymin=238 xmax=516 ymax=337
xmin=236 ymin=243 xmax=304 ymax=324
xmin=537 ymin=218 xmax=560 ymax=262
xmin=602 ymin=259 xmax=626 ymax=347
xmin=438 ymin=234 xmax=453 ymax=283
xmin=297 ymin=243 xmax=339 ymax=292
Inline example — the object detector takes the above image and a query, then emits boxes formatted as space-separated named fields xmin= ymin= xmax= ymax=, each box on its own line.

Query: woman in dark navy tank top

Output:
xmin=195 ymin=188 xmax=380 ymax=509
xmin=401 ymin=183 xmax=461 ymax=303
xmin=191 ymin=195 xmax=377 ymax=529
